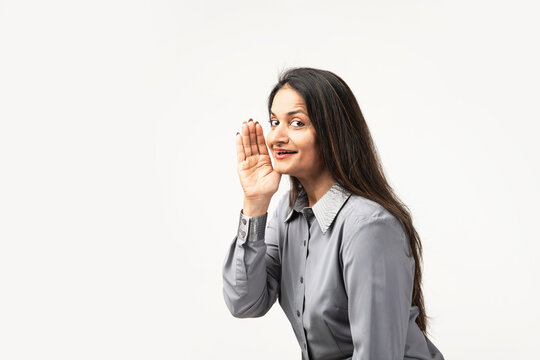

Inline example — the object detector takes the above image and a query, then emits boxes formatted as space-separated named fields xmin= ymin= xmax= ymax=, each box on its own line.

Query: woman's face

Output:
xmin=266 ymin=86 xmax=325 ymax=181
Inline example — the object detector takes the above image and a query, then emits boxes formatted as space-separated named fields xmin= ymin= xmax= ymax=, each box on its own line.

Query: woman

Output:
xmin=222 ymin=67 xmax=444 ymax=360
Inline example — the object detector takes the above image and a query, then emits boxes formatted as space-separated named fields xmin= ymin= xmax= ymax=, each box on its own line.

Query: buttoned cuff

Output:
xmin=237 ymin=210 xmax=268 ymax=243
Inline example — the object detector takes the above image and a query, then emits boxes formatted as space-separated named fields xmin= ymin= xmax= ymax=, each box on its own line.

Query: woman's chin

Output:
xmin=273 ymin=166 xmax=290 ymax=175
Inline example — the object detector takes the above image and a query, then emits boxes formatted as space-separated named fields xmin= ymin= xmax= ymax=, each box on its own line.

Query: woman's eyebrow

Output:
xmin=270 ymin=109 xmax=307 ymax=116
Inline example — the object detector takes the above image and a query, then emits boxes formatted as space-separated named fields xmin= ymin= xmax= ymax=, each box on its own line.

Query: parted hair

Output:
xmin=267 ymin=67 xmax=431 ymax=336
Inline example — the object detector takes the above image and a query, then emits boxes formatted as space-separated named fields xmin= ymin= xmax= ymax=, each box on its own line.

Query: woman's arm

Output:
xmin=222 ymin=193 xmax=286 ymax=318
xmin=341 ymin=213 xmax=414 ymax=360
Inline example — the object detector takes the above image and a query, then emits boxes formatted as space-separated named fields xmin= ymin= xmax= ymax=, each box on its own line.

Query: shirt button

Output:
xmin=303 ymin=240 xmax=306 ymax=246
xmin=304 ymin=343 xmax=307 ymax=350
xmin=296 ymin=310 xmax=300 ymax=317
xmin=241 ymin=218 xmax=247 ymax=225
xmin=240 ymin=230 xmax=246 ymax=238
xmin=300 ymin=276 xmax=303 ymax=284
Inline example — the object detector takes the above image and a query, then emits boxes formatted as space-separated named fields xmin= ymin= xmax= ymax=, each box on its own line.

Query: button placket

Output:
xmin=298 ymin=208 xmax=311 ymax=354
xmin=297 ymin=212 xmax=309 ymax=324
xmin=296 ymin=231 xmax=306 ymax=325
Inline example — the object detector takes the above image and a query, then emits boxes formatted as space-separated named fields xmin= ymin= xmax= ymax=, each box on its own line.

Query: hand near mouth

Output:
xmin=236 ymin=119 xmax=281 ymax=211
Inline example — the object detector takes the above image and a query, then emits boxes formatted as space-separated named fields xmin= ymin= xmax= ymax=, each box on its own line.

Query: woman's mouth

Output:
xmin=275 ymin=151 xmax=297 ymax=159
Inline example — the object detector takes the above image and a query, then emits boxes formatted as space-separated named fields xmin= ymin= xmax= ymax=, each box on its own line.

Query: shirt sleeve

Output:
xmin=222 ymin=197 xmax=285 ymax=318
xmin=341 ymin=214 xmax=415 ymax=360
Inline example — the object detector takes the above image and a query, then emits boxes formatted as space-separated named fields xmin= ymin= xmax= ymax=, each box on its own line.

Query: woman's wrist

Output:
xmin=242 ymin=197 xmax=271 ymax=217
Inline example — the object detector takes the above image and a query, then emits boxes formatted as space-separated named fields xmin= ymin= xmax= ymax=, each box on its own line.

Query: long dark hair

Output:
xmin=267 ymin=67 xmax=431 ymax=336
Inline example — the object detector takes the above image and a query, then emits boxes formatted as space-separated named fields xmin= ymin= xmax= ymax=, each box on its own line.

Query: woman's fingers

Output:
xmin=255 ymin=122 xmax=269 ymax=155
xmin=240 ymin=122 xmax=252 ymax=157
xmin=238 ymin=119 xmax=266 ymax=162
xmin=248 ymin=120 xmax=258 ymax=156
xmin=236 ymin=130 xmax=246 ymax=163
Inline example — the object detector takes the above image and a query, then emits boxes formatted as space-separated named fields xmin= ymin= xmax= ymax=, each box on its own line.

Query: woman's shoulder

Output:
xmin=275 ymin=190 xmax=291 ymax=209
xmin=341 ymin=194 xmax=392 ymax=220
xmin=268 ymin=190 xmax=293 ymax=219
xmin=339 ymin=194 xmax=405 ymax=236
xmin=338 ymin=194 xmax=412 ymax=257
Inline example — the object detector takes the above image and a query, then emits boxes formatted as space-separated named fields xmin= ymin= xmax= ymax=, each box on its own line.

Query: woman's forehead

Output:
xmin=271 ymin=98 xmax=307 ymax=117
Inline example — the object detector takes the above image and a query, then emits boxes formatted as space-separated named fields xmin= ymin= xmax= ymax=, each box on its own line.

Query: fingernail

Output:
xmin=236 ymin=132 xmax=239 ymax=135
xmin=248 ymin=118 xmax=253 ymax=122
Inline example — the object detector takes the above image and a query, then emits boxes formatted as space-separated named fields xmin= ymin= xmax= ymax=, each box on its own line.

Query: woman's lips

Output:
xmin=275 ymin=151 xmax=297 ymax=160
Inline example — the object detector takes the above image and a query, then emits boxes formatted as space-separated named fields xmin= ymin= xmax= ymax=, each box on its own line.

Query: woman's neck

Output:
xmin=298 ymin=170 xmax=336 ymax=207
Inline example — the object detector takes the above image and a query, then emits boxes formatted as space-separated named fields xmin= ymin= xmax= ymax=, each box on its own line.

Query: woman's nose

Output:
xmin=272 ymin=122 xmax=289 ymax=143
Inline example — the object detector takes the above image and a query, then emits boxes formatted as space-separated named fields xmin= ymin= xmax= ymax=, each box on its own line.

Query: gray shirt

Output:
xmin=222 ymin=182 xmax=444 ymax=360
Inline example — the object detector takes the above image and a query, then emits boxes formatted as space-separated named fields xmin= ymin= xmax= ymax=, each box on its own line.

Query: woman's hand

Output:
xmin=236 ymin=119 xmax=281 ymax=213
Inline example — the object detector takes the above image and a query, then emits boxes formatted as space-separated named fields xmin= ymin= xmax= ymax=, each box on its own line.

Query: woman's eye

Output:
xmin=268 ymin=119 xmax=304 ymax=127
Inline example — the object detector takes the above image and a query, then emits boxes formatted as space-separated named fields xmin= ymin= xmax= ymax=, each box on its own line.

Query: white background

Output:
xmin=1 ymin=0 xmax=539 ymax=359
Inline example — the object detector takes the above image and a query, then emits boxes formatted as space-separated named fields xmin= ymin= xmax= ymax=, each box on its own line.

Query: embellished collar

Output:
xmin=284 ymin=182 xmax=352 ymax=234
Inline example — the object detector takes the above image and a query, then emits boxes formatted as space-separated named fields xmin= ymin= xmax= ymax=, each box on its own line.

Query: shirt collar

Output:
xmin=284 ymin=182 xmax=352 ymax=234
